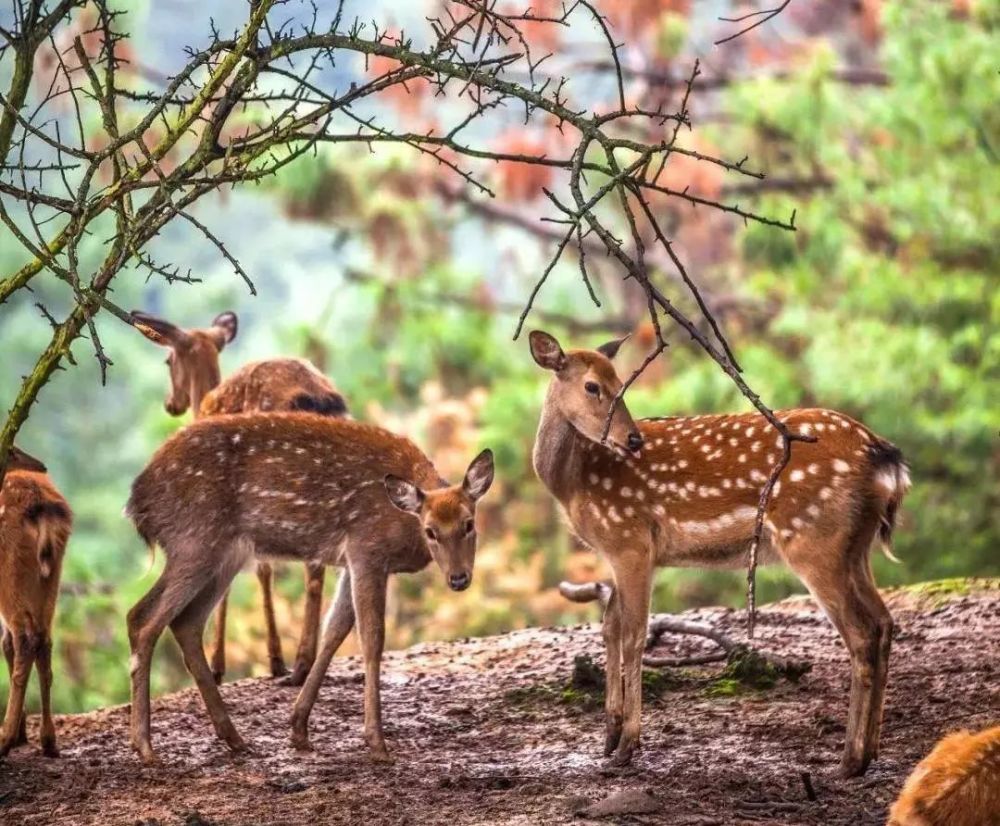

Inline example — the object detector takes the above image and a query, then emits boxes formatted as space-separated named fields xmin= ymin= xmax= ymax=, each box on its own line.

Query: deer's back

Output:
xmin=888 ymin=726 xmax=1000 ymax=826
xmin=0 ymin=471 xmax=72 ymax=625
xmin=127 ymin=413 xmax=439 ymax=567
xmin=199 ymin=358 xmax=345 ymax=417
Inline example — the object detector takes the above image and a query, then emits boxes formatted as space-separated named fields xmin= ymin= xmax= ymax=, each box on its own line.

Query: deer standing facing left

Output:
xmin=132 ymin=309 xmax=349 ymax=686
xmin=0 ymin=447 xmax=72 ymax=758
xmin=125 ymin=412 xmax=494 ymax=764
xmin=528 ymin=330 xmax=910 ymax=776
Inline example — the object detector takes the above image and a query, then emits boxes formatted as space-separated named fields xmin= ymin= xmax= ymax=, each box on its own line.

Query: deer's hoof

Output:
xmin=606 ymin=738 xmax=637 ymax=769
xmin=135 ymin=743 xmax=161 ymax=766
xmin=41 ymin=738 xmax=60 ymax=759
xmin=290 ymin=730 xmax=313 ymax=751
xmin=369 ymin=746 xmax=395 ymax=765
xmin=838 ymin=753 xmax=870 ymax=779
xmin=603 ymin=719 xmax=623 ymax=757
xmin=269 ymin=658 xmax=289 ymax=678
xmin=277 ymin=664 xmax=310 ymax=688
xmin=211 ymin=670 xmax=225 ymax=686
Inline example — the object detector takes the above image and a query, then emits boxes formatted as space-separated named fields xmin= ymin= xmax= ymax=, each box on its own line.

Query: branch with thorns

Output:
xmin=0 ymin=1 xmax=805 ymax=633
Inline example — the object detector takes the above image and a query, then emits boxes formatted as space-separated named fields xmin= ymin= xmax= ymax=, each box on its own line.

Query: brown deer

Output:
xmin=0 ymin=446 xmax=72 ymax=758
xmin=528 ymin=330 xmax=910 ymax=776
xmin=131 ymin=309 xmax=349 ymax=686
xmin=124 ymin=412 xmax=494 ymax=764
xmin=887 ymin=725 xmax=1000 ymax=826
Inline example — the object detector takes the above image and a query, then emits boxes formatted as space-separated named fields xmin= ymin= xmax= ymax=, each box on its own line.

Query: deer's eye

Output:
xmin=464 ymin=518 xmax=475 ymax=536
xmin=585 ymin=381 xmax=600 ymax=397
xmin=424 ymin=527 xmax=438 ymax=542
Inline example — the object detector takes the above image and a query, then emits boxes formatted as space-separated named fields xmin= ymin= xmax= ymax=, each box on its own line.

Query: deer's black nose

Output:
xmin=449 ymin=572 xmax=471 ymax=592
xmin=627 ymin=431 xmax=644 ymax=453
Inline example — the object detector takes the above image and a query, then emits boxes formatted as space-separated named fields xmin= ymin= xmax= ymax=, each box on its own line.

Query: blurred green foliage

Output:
xmin=1 ymin=0 xmax=997 ymax=714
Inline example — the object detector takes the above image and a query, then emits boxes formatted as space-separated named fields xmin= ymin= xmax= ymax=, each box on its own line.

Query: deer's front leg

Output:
xmin=290 ymin=568 xmax=354 ymax=748
xmin=351 ymin=566 xmax=391 ymax=762
xmin=602 ymin=586 xmax=623 ymax=756
xmin=607 ymin=550 xmax=653 ymax=768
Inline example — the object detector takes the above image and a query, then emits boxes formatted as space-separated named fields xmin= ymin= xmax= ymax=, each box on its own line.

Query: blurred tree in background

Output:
xmin=1 ymin=0 xmax=997 ymax=712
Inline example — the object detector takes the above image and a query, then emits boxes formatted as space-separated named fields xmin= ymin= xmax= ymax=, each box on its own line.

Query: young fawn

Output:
xmin=0 ymin=446 xmax=72 ymax=758
xmin=124 ymin=412 xmax=494 ymax=764
xmin=528 ymin=330 xmax=910 ymax=776
xmin=132 ymin=309 xmax=349 ymax=686
xmin=888 ymin=725 xmax=1000 ymax=826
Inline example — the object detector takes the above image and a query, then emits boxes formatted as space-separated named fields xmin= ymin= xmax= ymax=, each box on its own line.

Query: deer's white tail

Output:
xmin=869 ymin=439 xmax=911 ymax=563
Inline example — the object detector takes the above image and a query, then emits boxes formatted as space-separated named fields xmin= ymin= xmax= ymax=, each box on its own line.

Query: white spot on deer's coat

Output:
xmin=750 ymin=469 xmax=766 ymax=483
xmin=751 ymin=441 xmax=762 ymax=453
xmin=722 ymin=479 xmax=732 ymax=489
xmin=736 ymin=478 xmax=748 ymax=489
xmin=729 ymin=437 xmax=739 ymax=447
xmin=790 ymin=470 xmax=805 ymax=482
xmin=589 ymin=473 xmax=599 ymax=486
xmin=677 ymin=459 xmax=688 ymax=469
xmin=655 ymin=438 xmax=664 ymax=446
xmin=602 ymin=478 xmax=613 ymax=490
xmin=636 ymin=489 xmax=646 ymax=501
xmin=231 ymin=433 xmax=241 ymax=445
xmin=621 ymin=486 xmax=633 ymax=498
xmin=653 ymin=504 xmax=666 ymax=517
xmin=808 ymin=463 xmax=820 ymax=475
xmin=819 ymin=486 xmax=833 ymax=500
xmin=624 ymin=506 xmax=635 ymax=518
xmin=814 ymin=423 xmax=825 ymax=432
xmin=746 ymin=427 xmax=755 ymax=438
xmin=773 ymin=481 xmax=782 ymax=497
xmin=738 ymin=454 xmax=747 ymax=463
xmin=608 ymin=507 xmax=622 ymax=524
xmin=807 ymin=504 xmax=821 ymax=518
xmin=791 ymin=517 xmax=804 ymax=530
xmin=833 ymin=459 xmax=851 ymax=474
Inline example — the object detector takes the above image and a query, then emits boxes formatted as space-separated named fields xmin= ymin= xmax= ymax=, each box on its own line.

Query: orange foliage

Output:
xmin=603 ymin=0 xmax=690 ymax=38
xmin=493 ymin=132 xmax=554 ymax=202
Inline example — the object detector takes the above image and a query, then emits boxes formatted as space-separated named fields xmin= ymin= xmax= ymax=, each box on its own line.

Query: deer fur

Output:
xmin=131 ymin=309 xmax=349 ymax=686
xmin=124 ymin=412 xmax=494 ymax=764
xmin=528 ymin=330 xmax=910 ymax=776
xmin=0 ymin=447 xmax=72 ymax=758
xmin=888 ymin=725 xmax=1000 ymax=826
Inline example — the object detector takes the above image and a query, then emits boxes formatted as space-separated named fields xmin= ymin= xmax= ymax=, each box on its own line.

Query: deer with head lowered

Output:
xmin=132 ymin=309 xmax=349 ymax=686
xmin=0 ymin=447 xmax=72 ymax=759
xmin=528 ymin=330 xmax=910 ymax=777
xmin=125 ymin=412 xmax=494 ymax=764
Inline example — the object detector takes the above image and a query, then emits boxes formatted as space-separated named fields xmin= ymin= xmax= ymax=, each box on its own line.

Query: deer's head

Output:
xmin=529 ymin=330 xmax=643 ymax=456
xmin=131 ymin=310 xmax=238 ymax=417
xmin=384 ymin=449 xmax=495 ymax=591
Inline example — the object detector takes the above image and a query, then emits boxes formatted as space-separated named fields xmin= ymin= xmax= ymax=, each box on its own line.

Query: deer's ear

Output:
xmin=130 ymin=310 xmax=190 ymax=348
xmin=7 ymin=445 xmax=47 ymax=473
xmin=462 ymin=448 xmax=495 ymax=501
xmin=384 ymin=475 xmax=425 ymax=515
xmin=529 ymin=330 xmax=567 ymax=372
xmin=209 ymin=311 xmax=238 ymax=350
xmin=596 ymin=334 xmax=630 ymax=360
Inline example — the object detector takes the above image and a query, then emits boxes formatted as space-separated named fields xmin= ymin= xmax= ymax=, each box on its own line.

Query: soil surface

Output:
xmin=2 ymin=582 xmax=998 ymax=825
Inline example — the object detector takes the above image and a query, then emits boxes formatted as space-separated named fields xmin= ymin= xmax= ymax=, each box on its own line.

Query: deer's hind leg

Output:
xmin=1 ymin=627 xmax=27 ymax=747
xmin=127 ymin=539 xmax=245 ymax=764
xmin=0 ymin=626 xmax=36 ymax=758
xmin=782 ymin=521 xmax=892 ymax=778
xmin=285 ymin=562 xmax=326 ymax=687
xmin=169 ymin=562 xmax=251 ymax=753
xmin=210 ymin=591 xmax=229 ymax=685
xmin=256 ymin=561 xmax=287 ymax=678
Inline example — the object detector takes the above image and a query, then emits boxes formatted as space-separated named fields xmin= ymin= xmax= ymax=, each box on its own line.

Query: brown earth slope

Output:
xmin=1 ymin=581 xmax=998 ymax=825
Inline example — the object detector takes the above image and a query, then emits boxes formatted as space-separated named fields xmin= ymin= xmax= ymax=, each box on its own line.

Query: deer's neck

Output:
xmin=533 ymin=391 xmax=586 ymax=504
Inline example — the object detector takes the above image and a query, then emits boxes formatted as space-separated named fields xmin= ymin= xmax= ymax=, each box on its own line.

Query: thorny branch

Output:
xmin=0 ymin=1 xmax=803 ymax=632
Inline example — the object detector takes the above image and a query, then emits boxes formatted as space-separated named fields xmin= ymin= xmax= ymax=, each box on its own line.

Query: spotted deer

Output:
xmin=132 ymin=309 xmax=349 ymax=686
xmin=888 ymin=725 xmax=1000 ymax=826
xmin=528 ymin=330 xmax=910 ymax=776
xmin=124 ymin=412 xmax=494 ymax=764
xmin=0 ymin=447 xmax=72 ymax=758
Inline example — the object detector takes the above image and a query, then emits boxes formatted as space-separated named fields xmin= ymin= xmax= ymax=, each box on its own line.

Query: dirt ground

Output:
xmin=1 ymin=581 xmax=998 ymax=826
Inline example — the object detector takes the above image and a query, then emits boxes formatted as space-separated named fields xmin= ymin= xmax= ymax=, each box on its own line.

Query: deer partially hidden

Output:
xmin=528 ymin=330 xmax=910 ymax=776
xmin=888 ymin=725 xmax=1000 ymax=826
xmin=132 ymin=309 xmax=349 ymax=686
xmin=0 ymin=446 xmax=72 ymax=758
xmin=125 ymin=412 xmax=494 ymax=764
